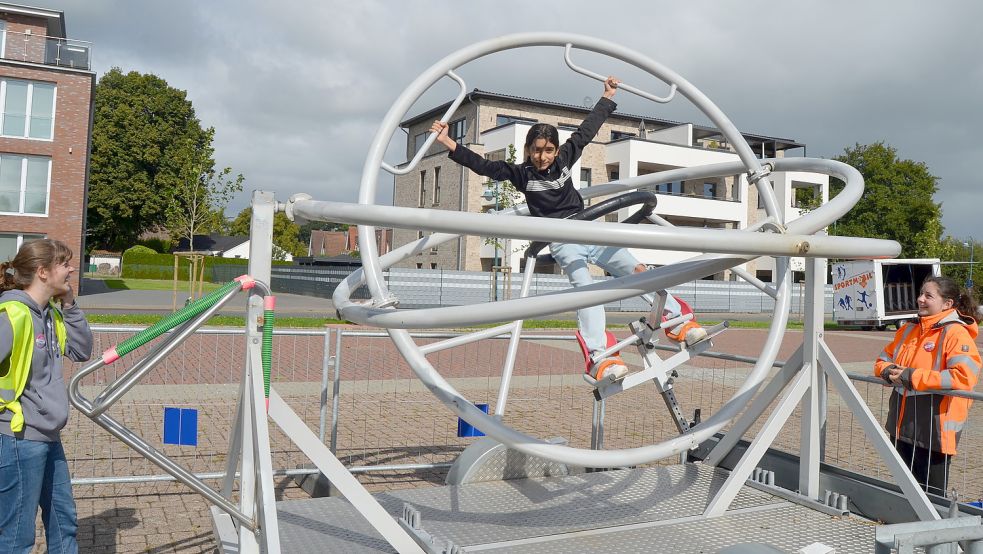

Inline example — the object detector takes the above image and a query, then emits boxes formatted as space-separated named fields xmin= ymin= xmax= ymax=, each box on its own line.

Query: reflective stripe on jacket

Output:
xmin=873 ymin=308 xmax=982 ymax=455
xmin=0 ymin=300 xmax=66 ymax=432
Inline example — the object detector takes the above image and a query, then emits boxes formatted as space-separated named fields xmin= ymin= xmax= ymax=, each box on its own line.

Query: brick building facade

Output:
xmin=0 ymin=3 xmax=94 ymax=290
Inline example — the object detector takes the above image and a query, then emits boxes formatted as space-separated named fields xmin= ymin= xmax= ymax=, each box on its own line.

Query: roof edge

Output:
xmin=399 ymin=88 xmax=803 ymax=148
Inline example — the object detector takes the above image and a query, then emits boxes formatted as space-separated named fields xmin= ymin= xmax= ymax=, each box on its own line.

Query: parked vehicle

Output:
xmin=832 ymin=259 xmax=940 ymax=330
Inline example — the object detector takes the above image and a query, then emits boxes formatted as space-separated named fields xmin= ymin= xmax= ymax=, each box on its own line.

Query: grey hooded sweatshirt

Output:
xmin=0 ymin=289 xmax=93 ymax=442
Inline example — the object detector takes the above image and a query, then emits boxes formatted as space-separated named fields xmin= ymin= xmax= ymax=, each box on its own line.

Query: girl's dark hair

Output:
xmin=0 ymin=239 xmax=73 ymax=292
xmin=523 ymin=123 xmax=560 ymax=159
xmin=923 ymin=275 xmax=979 ymax=320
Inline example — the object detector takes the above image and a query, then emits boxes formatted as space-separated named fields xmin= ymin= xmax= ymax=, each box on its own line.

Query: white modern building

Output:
xmin=392 ymin=90 xmax=828 ymax=282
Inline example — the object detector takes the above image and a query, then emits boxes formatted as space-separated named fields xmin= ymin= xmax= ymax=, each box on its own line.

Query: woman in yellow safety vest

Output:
xmin=875 ymin=275 xmax=982 ymax=496
xmin=0 ymin=239 xmax=93 ymax=553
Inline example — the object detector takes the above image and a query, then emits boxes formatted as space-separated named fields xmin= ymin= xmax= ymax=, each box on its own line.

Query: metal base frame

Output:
xmin=701 ymin=257 xmax=940 ymax=522
xmin=445 ymin=436 xmax=574 ymax=486
xmin=274 ymin=463 xmax=877 ymax=553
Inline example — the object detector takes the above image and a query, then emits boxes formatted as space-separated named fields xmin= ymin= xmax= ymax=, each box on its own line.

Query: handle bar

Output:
xmin=382 ymin=70 xmax=468 ymax=175
xmin=564 ymin=44 xmax=677 ymax=104
xmin=524 ymin=190 xmax=658 ymax=258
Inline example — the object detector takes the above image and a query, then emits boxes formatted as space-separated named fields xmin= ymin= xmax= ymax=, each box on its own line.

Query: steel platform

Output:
xmin=275 ymin=463 xmax=877 ymax=553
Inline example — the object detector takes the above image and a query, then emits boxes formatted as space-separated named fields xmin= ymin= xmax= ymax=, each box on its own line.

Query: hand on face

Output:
xmin=56 ymin=283 xmax=75 ymax=307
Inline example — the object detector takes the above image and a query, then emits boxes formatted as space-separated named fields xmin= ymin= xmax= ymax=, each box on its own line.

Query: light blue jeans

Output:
xmin=550 ymin=242 xmax=682 ymax=355
xmin=0 ymin=434 xmax=78 ymax=554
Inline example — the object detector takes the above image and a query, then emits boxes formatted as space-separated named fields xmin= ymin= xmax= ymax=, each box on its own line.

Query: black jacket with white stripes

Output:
xmin=448 ymin=97 xmax=616 ymax=219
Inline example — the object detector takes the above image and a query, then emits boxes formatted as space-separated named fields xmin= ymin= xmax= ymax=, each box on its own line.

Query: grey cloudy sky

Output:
xmin=42 ymin=0 xmax=983 ymax=240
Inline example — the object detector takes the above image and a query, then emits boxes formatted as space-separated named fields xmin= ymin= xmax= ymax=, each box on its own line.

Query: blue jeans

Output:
xmin=550 ymin=242 xmax=682 ymax=354
xmin=0 ymin=434 xmax=78 ymax=554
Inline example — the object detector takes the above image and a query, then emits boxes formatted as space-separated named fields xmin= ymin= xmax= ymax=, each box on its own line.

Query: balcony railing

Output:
xmin=651 ymin=184 xmax=742 ymax=203
xmin=1 ymin=29 xmax=91 ymax=70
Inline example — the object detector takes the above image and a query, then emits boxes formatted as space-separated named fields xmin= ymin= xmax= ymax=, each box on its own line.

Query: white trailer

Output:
xmin=832 ymin=258 xmax=940 ymax=330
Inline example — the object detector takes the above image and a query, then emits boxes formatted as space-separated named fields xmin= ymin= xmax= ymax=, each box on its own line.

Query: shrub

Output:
xmin=138 ymin=238 xmax=173 ymax=253
xmin=123 ymin=244 xmax=158 ymax=255
xmin=121 ymin=247 xmax=292 ymax=280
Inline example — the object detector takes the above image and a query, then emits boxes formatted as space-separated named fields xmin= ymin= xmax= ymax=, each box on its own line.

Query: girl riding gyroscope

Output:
xmin=431 ymin=76 xmax=707 ymax=383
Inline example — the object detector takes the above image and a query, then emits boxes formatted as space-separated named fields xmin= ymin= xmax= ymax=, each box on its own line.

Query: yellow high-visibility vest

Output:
xmin=0 ymin=301 xmax=67 ymax=432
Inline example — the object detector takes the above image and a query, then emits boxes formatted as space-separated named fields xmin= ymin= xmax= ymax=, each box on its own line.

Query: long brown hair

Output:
xmin=923 ymin=275 xmax=979 ymax=320
xmin=0 ymin=239 xmax=73 ymax=292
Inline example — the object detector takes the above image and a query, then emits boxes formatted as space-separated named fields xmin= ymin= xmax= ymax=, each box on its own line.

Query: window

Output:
xmin=703 ymin=182 xmax=718 ymax=198
xmin=0 ymin=154 xmax=50 ymax=215
xmin=414 ymin=132 xmax=428 ymax=154
xmin=793 ymin=185 xmax=819 ymax=208
xmin=756 ymin=183 xmax=775 ymax=209
xmin=0 ymin=233 xmax=45 ymax=262
xmin=0 ymin=22 xmax=5 ymax=58
xmin=496 ymin=114 xmax=537 ymax=127
xmin=655 ymin=181 xmax=682 ymax=195
xmin=485 ymin=149 xmax=507 ymax=162
xmin=432 ymin=166 xmax=441 ymax=205
xmin=611 ymin=130 xmax=636 ymax=141
xmin=605 ymin=213 xmax=619 ymax=223
xmin=430 ymin=263 xmax=437 ymax=270
xmin=1 ymin=80 xmax=56 ymax=140
xmin=580 ymin=168 xmax=592 ymax=188
xmin=448 ymin=118 xmax=466 ymax=142
xmin=417 ymin=170 xmax=427 ymax=208
xmin=609 ymin=170 xmax=619 ymax=181
xmin=416 ymin=263 xmax=423 ymax=269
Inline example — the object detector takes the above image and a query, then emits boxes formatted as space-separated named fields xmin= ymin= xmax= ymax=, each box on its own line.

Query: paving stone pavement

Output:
xmin=27 ymin=326 xmax=983 ymax=552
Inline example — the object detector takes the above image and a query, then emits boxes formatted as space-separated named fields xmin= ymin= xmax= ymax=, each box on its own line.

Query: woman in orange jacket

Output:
xmin=874 ymin=275 xmax=982 ymax=496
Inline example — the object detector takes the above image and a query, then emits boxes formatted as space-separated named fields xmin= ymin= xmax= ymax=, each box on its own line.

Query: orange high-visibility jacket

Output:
xmin=874 ymin=308 xmax=982 ymax=455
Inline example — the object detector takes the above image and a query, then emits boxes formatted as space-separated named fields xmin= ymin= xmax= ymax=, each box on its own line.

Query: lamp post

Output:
xmin=482 ymin=183 xmax=501 ymax=300
xmin=965 ymin=240 xmax=975 ymax=289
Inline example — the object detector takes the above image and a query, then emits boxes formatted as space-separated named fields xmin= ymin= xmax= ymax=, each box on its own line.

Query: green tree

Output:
xmin=228 ymin=207 xmax=307 ymax=260
xmin=166 ymin=128 xmax=244 ymax=253
xmin=829 ymin=142 xmax=944 ymax=257
xmin=484 ymin=144 xmax=522 ymax=262
xmin=88 ymin=68 xmax=218 ymax=250
xmin=942 ymin=237 xmax=980 ymax=295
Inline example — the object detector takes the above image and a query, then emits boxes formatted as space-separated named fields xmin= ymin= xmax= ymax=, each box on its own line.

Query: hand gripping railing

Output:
xmin=380 ymin=69 xmax=467 ymax=176
xmin=564 ymin=43 xmax=677 ymax=104
xmin=68 ymin=275 xmax=275 ymax=530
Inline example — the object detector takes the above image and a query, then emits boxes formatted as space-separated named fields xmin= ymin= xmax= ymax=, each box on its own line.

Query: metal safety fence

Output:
xmin=63 ymin=325 xmax=983 ymax=507
xmin=213 ymin=264 xmax=836 ymax=313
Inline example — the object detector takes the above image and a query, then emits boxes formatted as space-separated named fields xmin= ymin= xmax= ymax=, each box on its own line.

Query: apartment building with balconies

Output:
xmin=392 ymin=90 xmax=827 ymax=281
xmin=0 ymin=3 xmax=93 ymax=289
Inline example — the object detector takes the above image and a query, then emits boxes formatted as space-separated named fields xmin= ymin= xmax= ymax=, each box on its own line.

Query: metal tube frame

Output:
xmin=279 ymin=33 xmax=906 ymax=473
xmin=75 ymin=34 xmax=956 ymax=553
xmin=494 ymin=255 xmax=538 ymax=417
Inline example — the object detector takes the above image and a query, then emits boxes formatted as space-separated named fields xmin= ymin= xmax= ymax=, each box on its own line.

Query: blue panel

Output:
xmin=179 ymin=408 xmax=198 ymax=446
xmin=163 ymin=407 xmax=181 ymax=445
xmin=456 ymin=403 xmax=489 ymax=437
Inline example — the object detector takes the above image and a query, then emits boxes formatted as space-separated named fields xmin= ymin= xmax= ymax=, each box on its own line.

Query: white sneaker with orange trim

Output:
xmin=590 ymin=355 xmax=628 ymax=381
xmin=683 ymin=326 xmax=708 ymax=346
xmin=667 ymin=320 xmax=709 ymax=346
